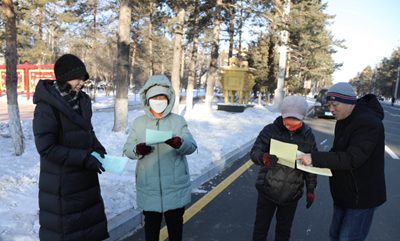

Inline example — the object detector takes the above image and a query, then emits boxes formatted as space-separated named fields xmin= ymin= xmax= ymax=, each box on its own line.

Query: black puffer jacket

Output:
xmin=251 ymin=116 xmax=317 ymax=205
xmin=32 ymin=80 xmax=109 ymax=241
xmin=312 ymin=94 xmax=386 ymax=209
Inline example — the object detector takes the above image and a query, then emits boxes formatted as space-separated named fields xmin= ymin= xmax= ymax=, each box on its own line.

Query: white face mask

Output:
xmin=149 ymin=99 xmax=168 ymax=113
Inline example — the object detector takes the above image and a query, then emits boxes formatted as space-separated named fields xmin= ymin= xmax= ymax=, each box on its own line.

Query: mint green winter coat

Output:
xmin=123 ymin=75 xmax=197 ymax=213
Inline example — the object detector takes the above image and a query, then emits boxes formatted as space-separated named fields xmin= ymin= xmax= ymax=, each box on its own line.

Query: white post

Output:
xmin=273 ymin=0 xmax=291 ymax=113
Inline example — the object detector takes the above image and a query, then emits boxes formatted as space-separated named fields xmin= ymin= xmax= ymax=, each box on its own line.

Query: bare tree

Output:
xmin=204 ymin=0 xmax=222 ymax=115
xmin=171 ymin=0 xmax=187 ymax=114
xmin=2 ymin=0 xmax=24 ymax=155
xmin=180 ymin=27 xmax=186 ymax=79
xmin=130 ymin=14 xmax=141 ymax=89
xmin=113 ymin=0 xmax=132 ymax=132
xmin=148 ymin=0 xmax=154 ymax=77
xmin=186 ymin=0 xmax=199 ymax=114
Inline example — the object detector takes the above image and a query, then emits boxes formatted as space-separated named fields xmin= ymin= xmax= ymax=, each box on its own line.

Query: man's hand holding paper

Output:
xmin=296 ymin=153 xmax=313 ymax=166
xmin=296 ymin=151 xmax=332 ymax=177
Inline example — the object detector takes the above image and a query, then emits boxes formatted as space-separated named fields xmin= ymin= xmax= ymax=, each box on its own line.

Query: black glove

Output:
xmin=85 ymin=155 xmax=105 ymax=174
xmin=136 ymin=143 xmax=152 ymax=156
xmin=165 ymin=137 xmax=182 ymax=149
xmin=306 ymin=189 xmax=315 ymax=209
xmin=262 ymin=153 xmax=279 ymax=167
xmin=94 ymin=148 xmax=107 ymax=158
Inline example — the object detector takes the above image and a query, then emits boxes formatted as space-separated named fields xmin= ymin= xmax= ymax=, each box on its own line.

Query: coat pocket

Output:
xmin=174 ymin=157 xmax=189 ymax=185
xmin=136 ymin=162 xmax=147 ymax=187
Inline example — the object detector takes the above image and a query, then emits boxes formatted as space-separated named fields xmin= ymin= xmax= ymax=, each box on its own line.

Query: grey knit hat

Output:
xmin=146 ymin=85 xmax=171 ymax=100
xmin=326 ymin=82 xmax=357 ymax=104
xmin=281 ymin=95 xmax=308 ymax=120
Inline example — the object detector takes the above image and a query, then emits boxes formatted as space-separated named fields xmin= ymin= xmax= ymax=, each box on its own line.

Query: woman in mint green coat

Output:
xmin=123 ymin=75 xmax=197 ymax=241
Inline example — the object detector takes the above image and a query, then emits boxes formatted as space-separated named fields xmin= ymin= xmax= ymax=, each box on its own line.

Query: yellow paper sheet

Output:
xmin=296 ymin=151 xmax=333 ymax=177
xmin=270 ymin=139 xmax=298 ymax=169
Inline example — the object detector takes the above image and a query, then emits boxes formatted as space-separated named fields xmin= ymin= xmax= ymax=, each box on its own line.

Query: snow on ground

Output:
xmin=1 ymin=89 xmax=314 ymax=241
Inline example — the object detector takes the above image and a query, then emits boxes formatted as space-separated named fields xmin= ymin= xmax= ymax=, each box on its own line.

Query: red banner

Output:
xmin=28 ymin=69 xmax=55 ymax=92
xmin=0 ymin=63 xmax=55 ymax=100
xmin=0 ymin=69 xmax=25 ymax=92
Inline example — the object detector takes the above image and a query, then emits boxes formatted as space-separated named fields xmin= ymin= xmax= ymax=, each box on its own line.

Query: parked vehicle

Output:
xmin=313 ymin=88 xmax=333 ymax=118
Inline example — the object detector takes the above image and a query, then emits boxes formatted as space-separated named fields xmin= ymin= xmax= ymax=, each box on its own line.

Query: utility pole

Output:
xmin=372 ymin=68 xmax=377 ymax=95
xmin=274 ymin=0 xmax=291 ymax=113
xmin=395 ymin=56 xmax=400 ymax=100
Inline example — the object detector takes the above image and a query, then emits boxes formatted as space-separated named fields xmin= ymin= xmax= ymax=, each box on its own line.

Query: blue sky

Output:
xmin=324 ymin=0 xmax=400 ymax=83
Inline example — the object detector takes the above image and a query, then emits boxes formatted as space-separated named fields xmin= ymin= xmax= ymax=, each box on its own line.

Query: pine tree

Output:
xmin=286 ymin=0 xmax=345 ymax=93
xmin=247 ymin=32 xmax=278 ymax=98
xmin=15 ymin=0 xmax=62 ymax=63
xmin=352 ymin=48 xmax=400 ymax=98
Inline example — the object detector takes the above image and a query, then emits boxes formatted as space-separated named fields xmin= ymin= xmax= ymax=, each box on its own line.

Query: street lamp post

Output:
xmin=273 ymin=0 xmax=291 ymax=113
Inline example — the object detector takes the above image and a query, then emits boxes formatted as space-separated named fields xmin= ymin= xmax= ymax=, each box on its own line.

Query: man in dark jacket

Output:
xmin=297 ymin=82 xmax=386 ymax=241
xmin=33 ymin=54 xmax=109 ymax=241
xmin=251 ymin=95 xmax=317 ymax=241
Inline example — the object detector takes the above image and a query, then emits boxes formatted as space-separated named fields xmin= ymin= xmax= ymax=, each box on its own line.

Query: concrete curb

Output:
xmin=105 ymin=138 xmax=256 ymax=241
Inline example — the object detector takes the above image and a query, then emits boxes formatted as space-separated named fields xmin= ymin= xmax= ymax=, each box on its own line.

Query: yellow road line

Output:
xmin=159 ymin=159 xmax=254 ymax=240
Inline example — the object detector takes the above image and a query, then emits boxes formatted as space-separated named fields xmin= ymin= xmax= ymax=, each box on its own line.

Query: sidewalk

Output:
xmin=0 ymin=102 xmax=35 ymax=123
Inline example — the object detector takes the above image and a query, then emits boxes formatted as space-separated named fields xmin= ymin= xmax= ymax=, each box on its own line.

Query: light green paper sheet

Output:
xmin=270 ymin=139 xmax=298 ymax=169
xmin=296 ymin=151 xmax=333 ymax=177
xmin=91 ymin=152 xmax=129 ymax=175
xmin=146 ymin=129 xmax=173 ymax=145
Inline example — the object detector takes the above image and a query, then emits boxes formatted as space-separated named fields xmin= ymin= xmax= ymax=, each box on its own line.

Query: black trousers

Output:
xmin=143 ymin=207 xmax=185 ymax=241
xmin=252 ymin=194 xmax=298 ymax=241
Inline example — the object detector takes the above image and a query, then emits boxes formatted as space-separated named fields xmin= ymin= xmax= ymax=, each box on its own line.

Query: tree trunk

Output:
xmin=3 ymin=0 xmax=24 ymax=156
xmin=238 ymin=0 xmax=243 ymax=58
xmin=130 ymin=40 xmax=138 ymax=88
xmin=38 ymin=7 xmax=43 ymax=40
xmin=130 ymin=18 xmax=140 ymax=89
xmin=171 ymin=0 xmax=187 ymax=114
xmin=162 ymin=26 xmax=166 ymax=75
xmin=186 ymin=0 xmax=199 ymax=114
xmin=204 ymin=0 xmax=222 ymax=116
xmin=285 ymin=44 xmax=292 ymax=79
xmin=180 ymin=27 xmax=186 ymax=79
xmin=92 ymin=0 xmax=98 ymax=101
xmin=149 ymin=1 xmax=153 ymax=77
xmin=198 ymin=42 xmax=206 ymax=88
xmin=38 ymin=5 xmax=43 ymax=64
xmin=93 ymin=0 xmax=97 ymax=32
xmin=228 ymin=5 xmax=235 ymax=58
xmin=113 ymin=0 xmax=132 ymax=133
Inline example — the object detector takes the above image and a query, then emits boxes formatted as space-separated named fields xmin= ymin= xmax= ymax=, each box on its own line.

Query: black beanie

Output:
xmin=54 ymin=54 xmax=89 ymax=82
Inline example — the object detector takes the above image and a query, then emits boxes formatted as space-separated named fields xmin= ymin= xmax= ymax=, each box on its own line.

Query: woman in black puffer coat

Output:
xmin=250 ymin=96 xmax=317 ymax=241
xmin=33 ymin=54 xmax=109 ymax=241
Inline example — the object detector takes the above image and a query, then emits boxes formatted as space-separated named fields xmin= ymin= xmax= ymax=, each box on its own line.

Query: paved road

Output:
xmin=0 ymin=102 xmax=35 ymax=123
xmin=122 ymin=104 xmax=400 ymax=241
